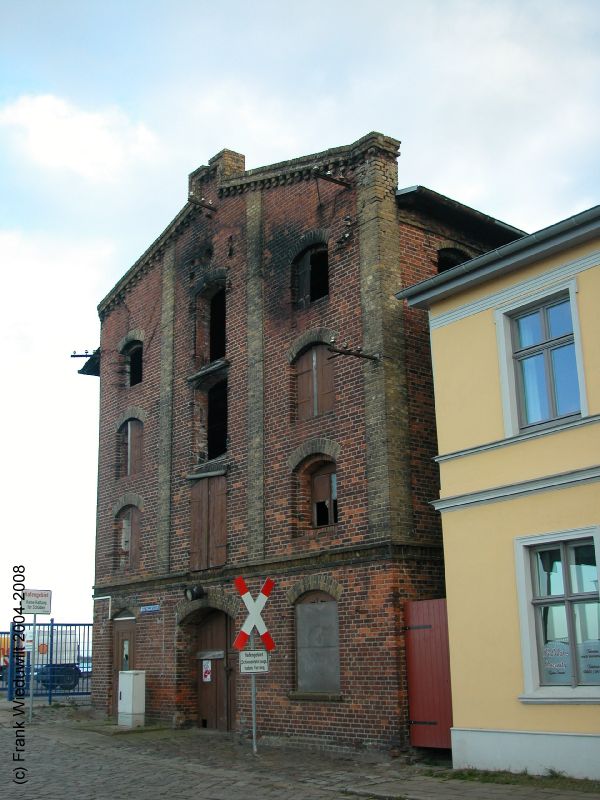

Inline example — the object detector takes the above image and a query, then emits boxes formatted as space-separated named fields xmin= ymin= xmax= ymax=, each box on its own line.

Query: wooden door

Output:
xmin=405 ymin=598 xmax=452 ymax=748
xmin=197 ymin=611 xmax=235 ymax=730
xmin=112 ymin=620 xmax=135 ymax=716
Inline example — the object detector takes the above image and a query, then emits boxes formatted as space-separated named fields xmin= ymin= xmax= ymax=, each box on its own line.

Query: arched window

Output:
xmin=293 ymin=245 xmax=329 ymax=308
xmin=116 ymin=419 xmax=143 ymax=477
xmin=295 ymin=591 xmax=340 ymax=693
xmin=437 ymin=247 xmax=470 ymax=273
xmin=311 ymin=462 xmax=338 ymax=527
xmin=115 ymin=506 xmax=141 ymax=571
xmin=296 ymin=345 xmax=334 ymax=420
xmin=123 ymin=341 xmax=143 ymax=386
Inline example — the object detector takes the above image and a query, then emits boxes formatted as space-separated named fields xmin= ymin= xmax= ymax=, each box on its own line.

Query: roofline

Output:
xmin=396 ymin=185 xmax=526 ymax=239
xmin=396 ymin=204 xmax=600 ymax=308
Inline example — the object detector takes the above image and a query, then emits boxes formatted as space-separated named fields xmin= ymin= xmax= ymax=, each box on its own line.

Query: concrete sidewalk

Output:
xmin=2 ymin=701 xmax=599 ymax=800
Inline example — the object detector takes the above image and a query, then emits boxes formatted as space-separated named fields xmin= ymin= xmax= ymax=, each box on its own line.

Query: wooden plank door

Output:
xmin=405 ymin=598 xmax=452 ymax=748
xmin=197 ymin=611 xmax=235 ymax=731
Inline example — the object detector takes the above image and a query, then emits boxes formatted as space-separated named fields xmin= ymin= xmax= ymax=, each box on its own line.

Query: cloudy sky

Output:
xmin=1 ymin=0 xmax=598 ymax=626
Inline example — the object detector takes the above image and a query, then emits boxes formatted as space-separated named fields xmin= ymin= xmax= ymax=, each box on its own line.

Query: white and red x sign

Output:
xmin=233 ymin=576 xmax=275 ymax=652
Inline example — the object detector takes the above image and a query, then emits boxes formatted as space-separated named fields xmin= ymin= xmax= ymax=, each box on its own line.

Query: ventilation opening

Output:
xmin=437 ymin=248 xmax=470 ymax=273
xmin=207 ymin=380 xmax=227 ymax=459
xmin=201 ymin=718 xmax=208 ymax=728
xmin=209 ymin=288 xmax=226 ymax=362
xmin=310 ymin=249 xmax=329 ymax=301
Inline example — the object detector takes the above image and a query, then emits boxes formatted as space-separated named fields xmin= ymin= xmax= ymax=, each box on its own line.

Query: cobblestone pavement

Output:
xmin=2 ymin=701 xmax=599 ymax=800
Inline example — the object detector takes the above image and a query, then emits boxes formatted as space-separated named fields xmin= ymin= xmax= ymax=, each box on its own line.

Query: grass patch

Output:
xmin=422 ymin=766 xmax=600 ymax=793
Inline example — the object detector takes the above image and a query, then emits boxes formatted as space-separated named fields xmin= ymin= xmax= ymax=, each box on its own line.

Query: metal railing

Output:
xmin=2 ymin=620 xmax=92 ymax=703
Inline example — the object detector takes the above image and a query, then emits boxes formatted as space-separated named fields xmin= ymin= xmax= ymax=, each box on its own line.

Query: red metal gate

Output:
xmin=405 ymin=598 xmax=452 ymax=748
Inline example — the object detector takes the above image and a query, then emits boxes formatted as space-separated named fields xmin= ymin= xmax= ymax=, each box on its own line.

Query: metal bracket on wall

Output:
xmin=188 ymin=194 xmax=218 ymax=212
xmin=327 ymin=345 xmax=381 ymax=363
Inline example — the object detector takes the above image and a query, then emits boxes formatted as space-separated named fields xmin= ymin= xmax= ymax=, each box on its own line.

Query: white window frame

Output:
xmin=514 ymin=525 xmax=600 ymax=703
xmin=495 ymin=279 xmax=588 ymax=438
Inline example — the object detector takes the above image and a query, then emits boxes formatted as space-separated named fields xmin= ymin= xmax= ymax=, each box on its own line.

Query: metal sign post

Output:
xmin=29 ymin=615 xmax=36 ymax=723
xmin=23 ymin=590 xmax=52 ymax=722
xmin=233 ymin=577 xmax=275 ymax=755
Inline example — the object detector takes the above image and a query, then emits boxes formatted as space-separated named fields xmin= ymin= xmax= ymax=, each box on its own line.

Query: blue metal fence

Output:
xmin=2 ymin=621 xmax=92 ymax=703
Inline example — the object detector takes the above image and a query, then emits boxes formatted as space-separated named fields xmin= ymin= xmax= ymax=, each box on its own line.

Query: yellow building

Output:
xmin=398 ymin=206 xmax=600 ymax=779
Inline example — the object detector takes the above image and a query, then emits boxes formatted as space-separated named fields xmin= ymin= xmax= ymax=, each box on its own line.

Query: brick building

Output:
xmin=85 ymin=132 xmax=522 ymax=751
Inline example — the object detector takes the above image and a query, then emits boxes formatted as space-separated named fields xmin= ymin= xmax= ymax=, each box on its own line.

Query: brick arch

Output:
xmin=111 ymin=606 xmax=138 ymax=621
xmin=286 ymin=228 xmax=330 ymax=263
xmin=115 ymin=406 xmax=148 ymax=429
xmin=286 ymin=575 xmax=343 ymax=604
xmin=288 ymin=438 xmax=340 ymax=472
xmin=112 ymin=492 xmax=144 ymax=517
xmin=175 ymin=587 xmax=240 ymax=625
xmin=191 ymin=267 xmax=228 ymax=298
xmin=117 ymin=329 xmax=145 ymax=353
xmin=287 ymin=327 xmax=338 ymax=364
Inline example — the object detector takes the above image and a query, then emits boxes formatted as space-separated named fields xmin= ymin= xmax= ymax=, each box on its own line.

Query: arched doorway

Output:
xmin=196 ymin=610 xmax=236 ymax=730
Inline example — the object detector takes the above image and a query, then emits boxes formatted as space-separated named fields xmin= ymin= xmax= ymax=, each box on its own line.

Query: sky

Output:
xmin=1 ymin=0 xmax=599 ymax=627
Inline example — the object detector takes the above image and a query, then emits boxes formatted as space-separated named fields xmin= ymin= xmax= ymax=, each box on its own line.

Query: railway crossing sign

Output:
xmin=233 ymin=576 xmax=275 ymax=652
xmin=232 ymin=576 xmax=275 ymax=755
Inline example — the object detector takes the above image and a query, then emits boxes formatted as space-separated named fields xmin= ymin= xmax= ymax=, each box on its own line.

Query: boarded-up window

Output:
xmin=311 ymin=463 xmax=338 ymax=527
xmin=293 ymin=246 xmax=329 ymax=308
xmin=116 ymin=506 xmax=140 ymax=571
xmin=296 ymin=346 xmax=334 ymax=420
xmin=190 ymin=475 xmax=227 ymax=570
xmin=296 ymin=592 xmax=340 ymax=693
xmin=117 ymin=419 xmax=143 ymax=477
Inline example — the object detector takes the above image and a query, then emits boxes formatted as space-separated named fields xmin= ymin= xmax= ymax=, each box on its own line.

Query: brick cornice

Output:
xmin=218 ymin=132 xmax=400 ymax=197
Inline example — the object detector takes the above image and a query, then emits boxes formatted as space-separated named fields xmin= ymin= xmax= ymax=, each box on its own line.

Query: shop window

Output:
xmin=207 ymin=380 xmax=227 ymax=460
xmin=293 ymin=245 xmax=329 ymax=308
xmin=190 ymin=475 xmax=227 ymax=570
xmin=312 ymin=462 xmax=338 ymax=527
xmin=296 ymin=345 xmax=334 ymax=420
xmin=515 ymin=527 xmax=600 ymax=701
xmin=115 ymin=506 xmax=141 ymax=571
xmin=295 ymin=592 xmax=340 ymax=693
xmin=116 ymin=419 xmax=143 ymax=477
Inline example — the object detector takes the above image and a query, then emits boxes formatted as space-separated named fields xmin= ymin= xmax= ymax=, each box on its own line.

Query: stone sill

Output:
xmin=288 ymin=692 xmax=343 ymax=702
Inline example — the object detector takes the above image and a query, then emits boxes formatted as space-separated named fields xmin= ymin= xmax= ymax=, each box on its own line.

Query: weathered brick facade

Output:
xmin=89 ymin=133 xmax=520 ymax=751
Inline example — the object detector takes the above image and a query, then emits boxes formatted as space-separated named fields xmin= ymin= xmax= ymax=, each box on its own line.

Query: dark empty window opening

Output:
xmin=209 ymin=288 xmax=226 ymax=362
xmin=127 ymin=343 xmax=143 ymax=386
xmin=207 ymin=380 xmax=228 ymax=459
xmin=294 ymin=245 xmax=329 ymax=308
xmin=312 ymin=463 xmax=338 ymax=527
xmin=309 ymin=249 xmax=329 ymax=302
xmin=437 ymin=247 xmax=470 ymax=273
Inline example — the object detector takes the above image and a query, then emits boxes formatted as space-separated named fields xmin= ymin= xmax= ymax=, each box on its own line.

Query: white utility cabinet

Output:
xmin=118 ymin=670 xmax=145 ymax=727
